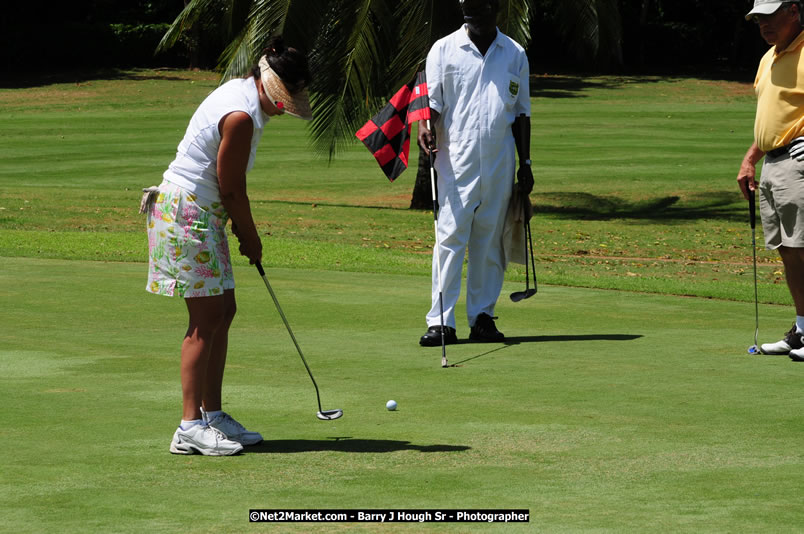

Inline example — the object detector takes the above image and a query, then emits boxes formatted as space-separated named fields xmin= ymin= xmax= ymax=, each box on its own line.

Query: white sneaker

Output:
xmin=760 ymin=323 xmax=804 ymax=355
xmin=169 ymin=424 xmax=244 ymax=456
xmin=203 ymin=409 xmax=263 ymax=446
xmin=789 ymin=346 xmax=804 ymax=362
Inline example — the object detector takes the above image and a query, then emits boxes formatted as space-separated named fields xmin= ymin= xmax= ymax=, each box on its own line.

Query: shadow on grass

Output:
xmin=0 ymin=68 xmax=206 ymax=89
xmin=527 ymin=71 xmax=754 ymax=99
xmin=263 ymin=191 xmax=749 ymax=223
xmin=538 ymin=191 xmax=750 ymax=223
xmin=247 ymin=438 xmax=470 ymax=454
xmin=449 ymin=334 xmax=642 ymax=366
xmin=529 ymin=75 xmax=666 ymax=99
xmin=503 ymin=334 xmax=643 ymax=344
xmin=258 ymin=199 xmax=409 ymax=211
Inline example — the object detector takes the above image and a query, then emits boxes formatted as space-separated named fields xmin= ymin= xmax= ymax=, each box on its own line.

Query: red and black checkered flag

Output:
xmin=356 ymin=71 xmax=431 ymax=182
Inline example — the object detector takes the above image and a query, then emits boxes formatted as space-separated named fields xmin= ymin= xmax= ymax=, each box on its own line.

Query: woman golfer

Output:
xmin=144 ymin=37 xmax=312 ymax=456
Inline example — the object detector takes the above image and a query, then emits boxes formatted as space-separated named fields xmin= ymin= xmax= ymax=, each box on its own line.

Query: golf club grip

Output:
xmin=256 ymin=262 xmax=266 ymax=277
xmin=748 ymin=188 xmax=756 ymax=230
xmin=427 ymin=119 xmax=439 ymax=218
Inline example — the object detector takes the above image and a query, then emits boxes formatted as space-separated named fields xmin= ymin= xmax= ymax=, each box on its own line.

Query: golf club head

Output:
xmin=317 ymin=409 xmax=343 ymax=421
xmin=747 ymin=345 xmax=759 ymax=355
xmin=509 ymin=288 xmax=537 ymax=302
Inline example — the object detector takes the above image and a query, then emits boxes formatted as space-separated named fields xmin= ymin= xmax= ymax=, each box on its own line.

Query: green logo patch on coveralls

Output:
xmin=509 ymin=80 xmax=519 ymax=97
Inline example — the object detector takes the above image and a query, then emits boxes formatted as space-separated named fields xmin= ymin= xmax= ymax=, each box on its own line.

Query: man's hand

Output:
xmin=737 ymin=161 xmax=757 ymax=201
xmin=512 ymin=113 xmax=532 ymax=194
xmin=737 ymin=143 xmax=765 ymax=201
xmin=517 ymin=164 xmax=534 ymax=195
xmin=417 ymin=120 xmax=437 ymax=156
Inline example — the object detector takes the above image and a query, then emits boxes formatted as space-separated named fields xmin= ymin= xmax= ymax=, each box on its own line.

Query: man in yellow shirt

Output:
xmin=738 ymin=0 xmax=804 ymax=361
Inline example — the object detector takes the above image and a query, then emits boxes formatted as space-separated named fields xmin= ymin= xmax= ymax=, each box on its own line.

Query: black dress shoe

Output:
xmin=469 ymin=313 xmax=504 ymax=342
xmin=419 ymin=325 xmax=458 ymax=346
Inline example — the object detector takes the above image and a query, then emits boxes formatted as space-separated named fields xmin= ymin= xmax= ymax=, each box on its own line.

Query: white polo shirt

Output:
xmin=426 ymin=25 xmax=530 ymax=184
xmin=163 ymin=77 xmax=269 ymax=202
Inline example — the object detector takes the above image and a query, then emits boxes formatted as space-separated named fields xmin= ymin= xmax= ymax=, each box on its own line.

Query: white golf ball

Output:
xmin=386 ymin=400 xmax=397 ymax=411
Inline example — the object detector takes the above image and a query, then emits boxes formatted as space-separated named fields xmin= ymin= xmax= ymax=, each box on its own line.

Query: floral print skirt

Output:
xmin=146 ymin=181 xmax=234 ymax=298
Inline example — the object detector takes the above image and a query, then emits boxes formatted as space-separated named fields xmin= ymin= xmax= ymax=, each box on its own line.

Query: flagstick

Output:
xmin=427 ymin=120 xmax=448 ymax=368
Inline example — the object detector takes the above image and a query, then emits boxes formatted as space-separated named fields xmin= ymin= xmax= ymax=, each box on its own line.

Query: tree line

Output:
xmin=2 ymin=0 xmax=767 ymax=78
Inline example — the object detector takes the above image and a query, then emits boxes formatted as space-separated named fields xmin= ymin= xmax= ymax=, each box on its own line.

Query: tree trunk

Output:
xmin=636 ymin=0 xmax=651 ymax=69
xmin=185 ymin=0 xmax=200 ymax=69
xmin=410 ymin=143 xmax=435 ymax=210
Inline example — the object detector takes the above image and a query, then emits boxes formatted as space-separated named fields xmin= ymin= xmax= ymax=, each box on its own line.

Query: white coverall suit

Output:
xmin=425 ymin=25 xmax=531 ymax=329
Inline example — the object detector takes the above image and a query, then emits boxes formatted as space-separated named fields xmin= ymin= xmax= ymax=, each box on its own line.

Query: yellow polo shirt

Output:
xmin=754 ymin=30 xmax=804 ymax=152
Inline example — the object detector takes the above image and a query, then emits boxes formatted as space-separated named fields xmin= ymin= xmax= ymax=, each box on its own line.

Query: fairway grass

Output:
xmin=2 ymin=258 xmax=803 ymax=532
xmin=0 ymin=70 xmax=791 ymax=305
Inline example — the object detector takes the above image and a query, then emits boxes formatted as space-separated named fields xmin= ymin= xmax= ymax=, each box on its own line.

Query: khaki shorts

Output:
xmin=759 ymin=154 xmax=804 ymax=250
xmin=146 ymin=182 xmax=234 ymax=298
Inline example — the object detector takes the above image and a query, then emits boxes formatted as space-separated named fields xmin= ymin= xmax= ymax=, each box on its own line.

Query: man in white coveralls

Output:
xmin=417 ymin=0 xmax=533 ymax=346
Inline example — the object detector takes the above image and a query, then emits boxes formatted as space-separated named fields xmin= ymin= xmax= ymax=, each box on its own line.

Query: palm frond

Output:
xmin=221 ymin=0 xmax=254 ymax=38
xmin=158 ymin=0 xmax=621 ymax=162
xmin=308 ymin=0 xmax=399 ymax=159
xmin=551 ymin=0 xmax=602 ymax=61
xmin=156 ymin=0 xmax=215 ymax=53
xmin=498 ymin=0 xmax=532 ymax=48
xmin=248 ymin=0 xmax=291 ymax=44
xmin=385 ymin=0 xmax=436 ymax=86
xmin=217 ymin=25 xmax=255 ymax=81
xmin=216 ymin=0 xmax=325 ymax=82
xmin=548 ymin=0 xmax=621 ymax=67
xmin=282 ymin=0 xmax=336 ymax=51
xmin=213 ymin=0 xmax=286 ymax=79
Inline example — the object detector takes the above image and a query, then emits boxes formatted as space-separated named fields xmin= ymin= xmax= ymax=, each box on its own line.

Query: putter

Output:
xmin=510 ymin=197 xmax=538 ymax=302
xmin=427 ymin=121 xmax=449 ymax=368
xmin=747 ymin=188 xmax=760 ymax=355
xmin=255 ymin=262 xmax=343 ymax=420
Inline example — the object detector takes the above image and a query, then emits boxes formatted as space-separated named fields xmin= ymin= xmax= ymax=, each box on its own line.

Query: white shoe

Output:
xmin=203 ymin=409 xmax=263 ymax=446
xmin=789 ymin=346 xmax=804 ymax=362
xmin=169 ymin=424 xmax=244 ymax=456
xmin=760 ymin=323 xmax=804 ymax=355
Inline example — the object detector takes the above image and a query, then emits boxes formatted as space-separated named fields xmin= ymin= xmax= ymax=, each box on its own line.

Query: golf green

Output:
xmin=2 ymin=257 xmax=801 ymax=532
